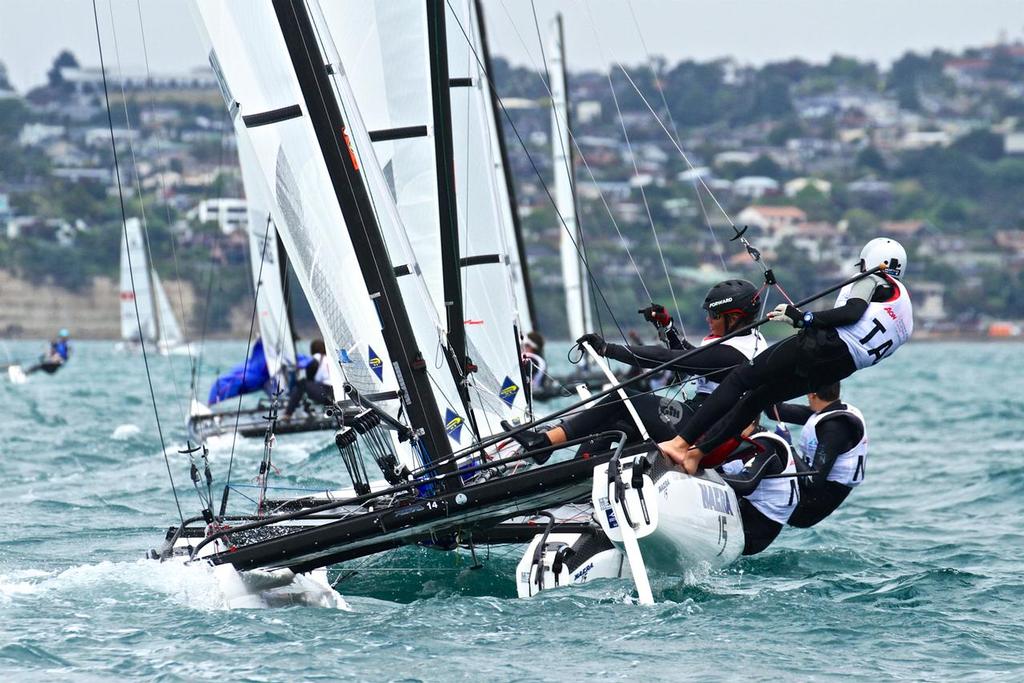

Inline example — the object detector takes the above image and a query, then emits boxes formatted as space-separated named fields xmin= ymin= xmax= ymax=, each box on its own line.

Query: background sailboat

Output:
xmin=117 ymin=217 xmax=189 ymax=356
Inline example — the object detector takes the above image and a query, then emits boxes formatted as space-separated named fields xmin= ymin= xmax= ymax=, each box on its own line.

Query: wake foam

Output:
xmin=0 ymin=559 xmax=350 ymax=611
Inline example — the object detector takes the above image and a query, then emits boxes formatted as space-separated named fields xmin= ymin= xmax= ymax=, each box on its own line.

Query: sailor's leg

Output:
xmin=284 ymin=380 xmax=308 ymax=416
xmin=738 ymin=498 xmax=784 ymax=556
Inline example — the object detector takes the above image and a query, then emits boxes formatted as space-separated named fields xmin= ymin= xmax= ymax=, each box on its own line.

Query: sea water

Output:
xmin=0 ymin=340 xmax=1021 ymax=681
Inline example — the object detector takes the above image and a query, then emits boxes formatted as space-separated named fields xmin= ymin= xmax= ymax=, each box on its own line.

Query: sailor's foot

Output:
xmin=679 ymin=447 xmax=704 ymax=475
xmin=500 ymin=420 xmax=552 ymax=465
xmin=657 ymin=438 xmax=688 ymax=468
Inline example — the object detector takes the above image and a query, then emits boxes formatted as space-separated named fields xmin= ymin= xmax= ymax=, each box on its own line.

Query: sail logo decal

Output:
xmin=338 ymin=348 xmax=352 ymax=364
xmin=367 ymin=345 xmax=383 ymax=381
xmin=444 ymin=408 xmax=464 ymax=443
xmin=499 ymin=376 xmax=519 ymax=406
xmin=120 ymin=292 xmax=135 ymax=301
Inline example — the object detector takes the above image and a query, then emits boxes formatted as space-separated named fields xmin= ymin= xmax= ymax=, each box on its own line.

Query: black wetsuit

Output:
xmin=285 ymin=357 xmax=332 ymax=415
xmin=558 ymin=334 xmax=757 ymax=444
xmin=717 ymin=437 xmax=789 ymax=555
xmin=771 ymin=401 xmax=864 ymax=528
xmin=679 ymin=280 xmax=896 ymax=453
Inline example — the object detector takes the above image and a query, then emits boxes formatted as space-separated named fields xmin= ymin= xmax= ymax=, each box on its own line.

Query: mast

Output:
xmin=426 ymin=0 xmax=480 ymax=436
xmin=474 ymin=0 xmax=536 ymax=330
xmin=272 ymin=0 xmax=457 ymax=483
xmin=550 ymin=13 xmax=591 ymax=341
xmin=426 ymin=0 xmax=468 ymax=373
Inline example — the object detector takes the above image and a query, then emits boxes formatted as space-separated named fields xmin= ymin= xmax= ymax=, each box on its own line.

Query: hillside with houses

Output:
xmin=1 ymin=43 xmax=1023 ymax=340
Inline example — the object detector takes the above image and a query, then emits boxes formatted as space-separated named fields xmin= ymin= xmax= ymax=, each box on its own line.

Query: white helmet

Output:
xmin=858 ymin=237 xmax=906 ymax=278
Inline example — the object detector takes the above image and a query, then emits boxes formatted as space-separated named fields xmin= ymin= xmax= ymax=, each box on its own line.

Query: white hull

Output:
xmin=516 ymin=455 xmax=744 ymax=598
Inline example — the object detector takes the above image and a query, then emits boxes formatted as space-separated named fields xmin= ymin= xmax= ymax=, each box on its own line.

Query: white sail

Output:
xmin=120 ymin=217 xmax=157 ymax=343
xmin=191 ymin=0 xmax=473 ymax=464
xmin=472 ymin=1 xmax=534 ymax=334
xmin=444 ymin=0 xmax=529 ymax=420
xmin=190 ymin=1 xmax=393 ymax=408
xmin=320 ymin=1 xmax=446 ymax=326
xmin=312 ymin=1 xmax=484 ymax=444
xmin=549 ymin=14 xmax=592 ymax=341
xmin=238 ymin=134 xmax=297 ymax=381
xmin=152 ymin=270 xmax=185 ymax=348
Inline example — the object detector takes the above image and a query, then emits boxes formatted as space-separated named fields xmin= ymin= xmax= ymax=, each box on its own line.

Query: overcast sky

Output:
xmin=1 ymin=0 xmax=1023 ymax=92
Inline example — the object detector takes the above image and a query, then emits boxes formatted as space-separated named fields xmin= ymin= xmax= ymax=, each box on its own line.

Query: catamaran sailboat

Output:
xmin=117 ymin=217 xmax=190 ymax=356
xmin=138 ymin=0 xmax=767 ymax=609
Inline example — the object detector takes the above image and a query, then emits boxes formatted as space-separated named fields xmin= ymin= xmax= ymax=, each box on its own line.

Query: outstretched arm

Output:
xmin=604 ymin=342 xmax=747 ymax=384
xmin=765 ymin=402 xmax=814 ymax=425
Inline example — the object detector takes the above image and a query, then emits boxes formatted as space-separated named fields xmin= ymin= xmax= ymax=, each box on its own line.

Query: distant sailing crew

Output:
xmin=282 ymin=339 xmax=333 ymax=420
xmin=660 ymin=237 xmax=913 ymax=474
xmin=769 ymin=382 xmax=868 ymax=528
xmin=27 ymin=329 xmax=71 ymax=375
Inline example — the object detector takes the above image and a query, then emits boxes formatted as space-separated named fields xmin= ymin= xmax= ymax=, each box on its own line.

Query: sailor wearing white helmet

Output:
xmin=659 ymin=237 xmax=913 ymax=475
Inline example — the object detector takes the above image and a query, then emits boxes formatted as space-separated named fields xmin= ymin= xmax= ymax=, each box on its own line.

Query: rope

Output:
xmin=91 ymin=0 xmax=184 ymax=528
xmin=221 ymin=211 xmax=274 ymax=498
xmin=103 ymin=0 xmax=190 ymax=428
xmin=581 ymin=2 xmax=681 ymax=328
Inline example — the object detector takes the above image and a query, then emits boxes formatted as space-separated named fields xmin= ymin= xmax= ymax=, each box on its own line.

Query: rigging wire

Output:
xmin=447 ymin=2 xmax=638 ymax=354
xmin=91 ymin=0 xmax=184 ymax=528
xmin=103 ymin=0 xmax=190 ymax=427
xmin=583 ymin=1 xmax=683 ymax=330
xmin=221 ymin=213 xmax=275 ymax=501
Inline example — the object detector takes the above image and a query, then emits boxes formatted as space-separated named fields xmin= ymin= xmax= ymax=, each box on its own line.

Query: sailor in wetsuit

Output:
xmin=660 ymin=237 xmax=913 ymax=475
xmin=503 ymin=280 xmax=766 ymax=460
xmin=717 ymin=425 xmax=800 ymax=555
xmin=769 ymin=382 xmax=867 ymax=528
xmin=27 ymin=329 xmax=71 ymax=375
xmin=282 ymin=339 xmax=333 ymax=419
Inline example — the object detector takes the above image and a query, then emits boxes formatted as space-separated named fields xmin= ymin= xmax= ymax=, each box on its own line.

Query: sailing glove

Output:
xmin=769 ymin=303 xmax=812 ymax=328
xmin=576 ymin=333 xmax=607 ymax=356
xmin=639 ymin=303 xmax=673 ymax=329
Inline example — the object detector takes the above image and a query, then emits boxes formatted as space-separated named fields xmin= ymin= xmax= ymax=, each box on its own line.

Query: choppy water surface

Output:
xmin=0 ymin=340 xmax=1021 ymax=681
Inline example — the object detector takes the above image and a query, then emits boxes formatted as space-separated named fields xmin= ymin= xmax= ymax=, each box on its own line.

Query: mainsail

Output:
xmin=190 ymin=0 xmax=459 ymax=475
xmin=548 ymin=14 xmax=593 ymax=341
xmin=319 ymin=0 xmax=529 ymax=428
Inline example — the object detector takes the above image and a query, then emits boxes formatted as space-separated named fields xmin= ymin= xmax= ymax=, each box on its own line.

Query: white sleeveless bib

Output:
xmin=720 ymin=431 xmax=799 ymax=524
xmin=695 ymin=330 xmax=767 ymax=395
xmin=834 ymin=278 xmax=914 ymax=369
xmin=799 ymin=403 xmax=868 ymax=488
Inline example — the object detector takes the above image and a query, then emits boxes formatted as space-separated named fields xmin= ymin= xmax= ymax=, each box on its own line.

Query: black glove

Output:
xmin=575 ymin=333 xmax=607 ymax=356
xmin=638 ymin=303 xmax=673 ymax=329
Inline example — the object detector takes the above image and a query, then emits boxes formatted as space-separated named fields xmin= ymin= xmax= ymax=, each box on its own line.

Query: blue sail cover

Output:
xmin=208 ymin=339 xmax=270 ymax=405
xmin=208 ymin=339 xmax=312 ymax=404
